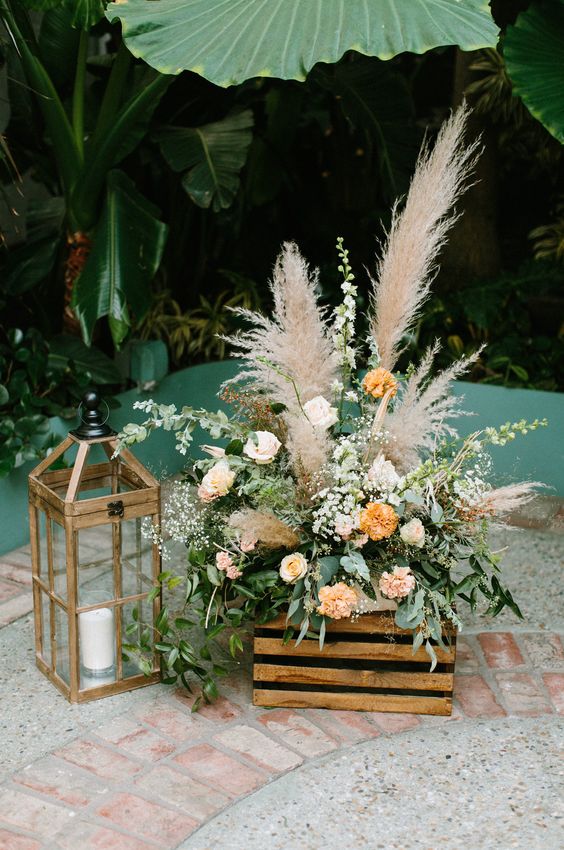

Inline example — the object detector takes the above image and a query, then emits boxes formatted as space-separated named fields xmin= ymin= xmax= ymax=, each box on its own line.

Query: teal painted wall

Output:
xmin=452 ymin=382 xmax=563 ymax=493
xmin=0 ymin=362 xmax=562 ymax=556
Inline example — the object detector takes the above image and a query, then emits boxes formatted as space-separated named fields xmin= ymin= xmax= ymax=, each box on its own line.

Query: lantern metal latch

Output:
xmin=107 ymin=500 xmax=124 ymax=518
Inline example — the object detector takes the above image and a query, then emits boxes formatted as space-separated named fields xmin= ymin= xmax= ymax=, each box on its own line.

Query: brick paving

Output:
xmin=0 ymin=503 xmax=562 ymax=850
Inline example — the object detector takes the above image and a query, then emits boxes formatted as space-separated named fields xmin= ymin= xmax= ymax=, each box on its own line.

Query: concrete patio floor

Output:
xmin=0 ymin=499 xmax=562 ymax=850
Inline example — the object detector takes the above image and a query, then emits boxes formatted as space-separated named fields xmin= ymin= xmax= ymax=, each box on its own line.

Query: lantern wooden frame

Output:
xmin=28 ymin=431 xmax=162 ymax=703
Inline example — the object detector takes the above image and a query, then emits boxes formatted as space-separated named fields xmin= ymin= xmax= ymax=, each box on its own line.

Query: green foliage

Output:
xmin=71 ymin=170 xmax=168 ymax=347
xmin=107 ymin=0 xmax=498 ymax=85
xmin=0 ymin=327 xmax=119 ymax=477
xmin=155 ymin=111 xmax=254 ymax=212
xmin=404 ymin=260 xmax=564 ymax=391
xmin=505 ymin=0 xmax=564 ymax=145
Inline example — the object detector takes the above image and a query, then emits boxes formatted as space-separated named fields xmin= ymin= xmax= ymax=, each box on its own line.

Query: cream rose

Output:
xmin=279 ymin=552 xmax=308 ymax=584
xmin=303 ymin=396 xmax=339 ymax=430
xmin=197 ymin=460 xmax=235 ymax=502
xmin=399 ymin=517 xmax=426 ymax=548
xmin=243 ymin=430 xmax=281 ymax=464
xmin=201 ymin=444 xmax=226 ymax=458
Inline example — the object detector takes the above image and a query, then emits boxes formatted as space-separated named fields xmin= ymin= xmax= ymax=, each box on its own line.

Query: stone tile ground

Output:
xmin=0 ymin=499 xmax=562 ymax=850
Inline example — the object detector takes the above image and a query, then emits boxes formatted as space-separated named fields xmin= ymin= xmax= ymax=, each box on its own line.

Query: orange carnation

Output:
xmin=359 ymin=502 xmax=399 ymax=542
xmin=362 ymin=367 xmax=398 ymax=399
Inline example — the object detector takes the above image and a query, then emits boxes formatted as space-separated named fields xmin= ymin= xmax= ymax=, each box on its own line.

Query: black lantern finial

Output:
xmin=70 ymin=389 xmax=115 ymax=439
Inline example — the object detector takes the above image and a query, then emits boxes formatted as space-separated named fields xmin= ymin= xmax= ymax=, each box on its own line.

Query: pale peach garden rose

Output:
xmin=379 ymin=566 xmax=416 ymax=599
xmin=399 ymin=517 xmax=426 ymax=548
xmin=279 ymin=552 xmax=308 ymax=584
xmin=198 ymin=460 xmax=235 ymax=502
xmin=239 ymin=536 xmax=257 ymax=553
xmin=243 ymin=430 xmax=282 ymax=464
xmin=216 ymin=551 xmax=234 ymax=571
xmin=317 ymin=582 xmax=358 ymax=619
xmin=226 ymin=563 xmax=242 ymax=580
xmin=303 ymin=395 xmax=339 ymax=430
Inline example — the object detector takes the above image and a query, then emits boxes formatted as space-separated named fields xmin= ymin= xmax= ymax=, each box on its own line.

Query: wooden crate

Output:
xmin=253 ymin=613 xmax=456 ymax=716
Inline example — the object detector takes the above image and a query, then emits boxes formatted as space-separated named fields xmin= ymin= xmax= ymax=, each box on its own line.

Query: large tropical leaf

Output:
xmin=48 ymin=335 xmax=121 ymax=384
xmin=504 ymin=0 xmax=564 ymax=145
xmin=155 ymin=110 xmax=254 ymax=211
xmin=23 ymin=0 xmax=105 ymax=29
xmin=72 ymin=170 xmax=168 ymax=347
xmin=38 ymin=4 xmax=81 ymax=88
xmin=107 ymin=0 xmax=498 ymax=87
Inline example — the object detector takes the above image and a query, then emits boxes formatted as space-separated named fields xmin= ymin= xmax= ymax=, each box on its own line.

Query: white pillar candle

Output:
xmin=79 ymin=606 xmax=115 ymax=672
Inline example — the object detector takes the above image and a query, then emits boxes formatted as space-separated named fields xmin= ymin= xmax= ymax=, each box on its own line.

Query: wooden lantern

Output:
xmin=28 ymin=390 xmax=161 ymax=702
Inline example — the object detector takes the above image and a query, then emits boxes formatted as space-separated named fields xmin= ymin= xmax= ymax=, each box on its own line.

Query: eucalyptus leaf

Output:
xmin=340 ymin=551 xmax=370 ymax=582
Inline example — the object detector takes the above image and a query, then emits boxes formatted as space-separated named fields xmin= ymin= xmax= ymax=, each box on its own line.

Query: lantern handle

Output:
xmin=70 ymin=389 xmax=116 ymax=439
xmin=77 ymin=398 xmax=110 ymax=428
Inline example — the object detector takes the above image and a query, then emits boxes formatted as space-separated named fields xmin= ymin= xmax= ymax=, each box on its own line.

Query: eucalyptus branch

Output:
xmin=255 ymin=355 xmax=309 ymax=421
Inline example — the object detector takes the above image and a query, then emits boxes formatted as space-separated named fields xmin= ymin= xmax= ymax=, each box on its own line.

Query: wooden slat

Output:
xmin=41 ymin=462 xmax=109 ymax=487
xmin=260 ymin=612 xmax=456 ymax=637
xmin=76 ymin=671 xmax=160 ymax=703
xmin=65 ymin=442 xmax=90 ymax=502
xmin=73 ymin=501 xmax=159 ymax=529
xmin=254 ymin=636 xmax=455 ymax=664
xmin=29 ymin=477 xmax=68 ymax=515
xmin=70 ymin=486 xmax=159 ymax=516
xmin=253 ymin=663 xmax=453 ymax=692
xmin=66 ymin=523 xmax=80 ymax=701
xmin=29 ymin=504 xmax=43 ymax=657
xmin=253 ymin=689 xmax=452 ymax=716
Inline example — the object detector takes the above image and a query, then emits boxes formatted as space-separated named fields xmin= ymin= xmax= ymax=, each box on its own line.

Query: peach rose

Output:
xmin=279 ymin=552 xmax=308 ymax=584
xmin=358 ymin=502 xmax=398 ymax=541
xmin=317 ymin=582 xmax=358 ymax=620
xmin=399 ymin=517 xmax=426 ymax=548
xmin=362 ymin=367 xmax=398 ymax=399
xmin=198 ymin=460 xmax=235 ymax=501
xmin=379 ymin=566 xmax=415 ymax=599
xmin=303 ymin=396 xmax=339 ymax=430
xmin=243 ymin=430 xmax=282 ymax=464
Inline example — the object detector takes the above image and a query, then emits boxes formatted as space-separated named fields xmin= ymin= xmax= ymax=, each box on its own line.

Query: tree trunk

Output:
xmin=438 ymin=49 xmax=502 ymax=289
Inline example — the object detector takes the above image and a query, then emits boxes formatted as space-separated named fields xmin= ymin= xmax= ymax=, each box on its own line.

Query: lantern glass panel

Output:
xmin=78 ymin=527 xmax=115 ymax=604
xmin=54 ymin=601 xmax=70 ymax=685
xmin=38 ymin=510 xmax=48 ymax=580
xmin=121 ymin=517 xmax=155 ymax=599
xmin=40 ymin=590 xmax=51 ymax=667
xmin=52 ymin=520 xmax=67 ymax=601
xmin=121 ymin=599 xmax=154 ymax=678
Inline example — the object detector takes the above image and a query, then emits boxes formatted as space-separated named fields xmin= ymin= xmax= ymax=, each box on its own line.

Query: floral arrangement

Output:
xmin=117 ymin=106 xmax=545 ymax=706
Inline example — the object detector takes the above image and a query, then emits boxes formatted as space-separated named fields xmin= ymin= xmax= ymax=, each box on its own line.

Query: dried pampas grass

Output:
xmin=229 ymin=508 xmax=301 ymax=550
xmin=481 ymin=482 xmax=543 ymax=516
xmin=384 ymin=344 xmax=482 ymax=472
xmin=225 ymin=242 xmax=338 ymax=476
xmin=226 ymin=242 xmax=337 ymax=408
xmin=370 ymin=103 xmax=481 ymax=371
